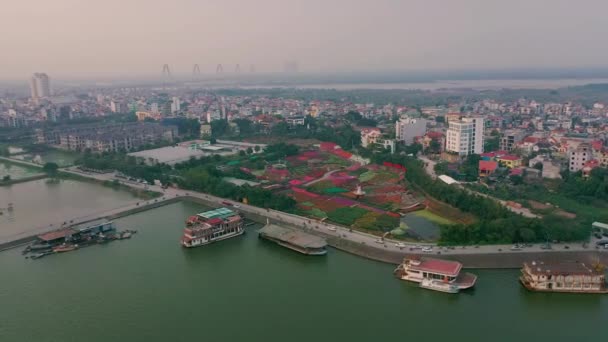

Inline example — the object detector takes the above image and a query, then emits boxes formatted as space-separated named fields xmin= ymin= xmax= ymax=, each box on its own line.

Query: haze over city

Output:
xmin=2 ymin=0 xmax=608 ymax=80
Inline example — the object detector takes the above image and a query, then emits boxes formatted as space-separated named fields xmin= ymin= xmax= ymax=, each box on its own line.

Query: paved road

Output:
xmin=417 ymin=156 xmax=437 ymax=179
xmin=54 ymin=167 xmax=604 ymax=257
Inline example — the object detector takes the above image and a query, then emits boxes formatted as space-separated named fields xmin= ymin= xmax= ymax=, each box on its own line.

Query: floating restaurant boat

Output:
xmin=394 ymin=257 xmax=477 ymax=293
xmin=520 ymin=261 xmax=608 ymax=294
xmin=181 ymin=207 xmax=244 ymax=248
xmin=258 ymin=223 xmax=327 ymax=256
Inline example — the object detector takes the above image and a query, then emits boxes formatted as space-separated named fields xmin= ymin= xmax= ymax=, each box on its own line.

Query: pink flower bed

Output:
xmin=289 ymin=179 xmax=303 ymax=186
xmin=292 ymin=187 xmax=320 ymax=198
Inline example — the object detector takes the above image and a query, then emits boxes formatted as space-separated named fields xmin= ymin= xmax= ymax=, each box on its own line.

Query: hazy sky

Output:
xmin=1 ymin=0 xmax=608 ymax=79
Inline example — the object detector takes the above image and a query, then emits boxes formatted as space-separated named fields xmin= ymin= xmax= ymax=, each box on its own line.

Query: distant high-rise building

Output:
xmin=110 ymin=101 xmax=123 ymax=113
xmin=150 ymin=103 xmax=159 ymax=114
xmin=395 ymin=117 xmax=427 ymax=145
xmin=445 ymin=117 xmax=484 ymax=156
xmin=30 ymin=73 xmax=51 ymax=99
xmin=171 ymin=97 xmax=181 ymax=113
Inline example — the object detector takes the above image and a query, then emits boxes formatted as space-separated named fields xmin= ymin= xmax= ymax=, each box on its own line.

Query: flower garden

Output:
xmin=230 ymin=145 xmax=449 ymax=239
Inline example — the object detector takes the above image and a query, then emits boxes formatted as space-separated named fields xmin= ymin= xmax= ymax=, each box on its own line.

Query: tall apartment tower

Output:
xmin=171 ymin=97 xmax=181 ymax=113
xmin=445 ymin=117 xmax=484 ymax=156
xmin=30 ymin=73 xmax=51 ymax=99
xmin=395 ymin=117 xmax=427 ymax=145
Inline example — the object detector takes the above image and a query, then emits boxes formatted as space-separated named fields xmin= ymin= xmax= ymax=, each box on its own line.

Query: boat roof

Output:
xmin=72 ymin=219 xmax=114 ymax=232
xmin=197 ymin=207 xmax=236 ymax=220
xmin=38 ymin=228 xmax=74 ymax=242
xmin=407 ymin=257 xmax=462 ymax=277
xmin=524 ymin=261 xmax=604 ymax=276
xmin=258 ymin=224 xmax=327 ymax=249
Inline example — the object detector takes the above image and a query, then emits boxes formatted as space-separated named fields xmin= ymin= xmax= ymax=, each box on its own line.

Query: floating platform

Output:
xmin=258 ymin=224 xmax=327 ymax=256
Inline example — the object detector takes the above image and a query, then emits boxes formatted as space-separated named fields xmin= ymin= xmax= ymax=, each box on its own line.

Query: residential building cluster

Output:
xmin=1 ymin=77 xmax=607 ymax=180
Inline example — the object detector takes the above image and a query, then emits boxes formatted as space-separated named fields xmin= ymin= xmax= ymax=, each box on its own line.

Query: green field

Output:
xmin=411 ymin=209 xmax=455 ymax=225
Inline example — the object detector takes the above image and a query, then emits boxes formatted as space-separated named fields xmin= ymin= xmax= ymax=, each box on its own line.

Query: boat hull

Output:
xmin=182 ymin=229 xmax=244 ymax=248
xmin=420 ymin=279 xmax=460 ymax=294
xmin=519 ymin=277 xmax=608 ymax=294
xmin=259 ymin=234 xmax=327 ymax=256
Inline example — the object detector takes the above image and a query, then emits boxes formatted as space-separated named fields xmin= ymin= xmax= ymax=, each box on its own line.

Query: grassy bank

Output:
xmin=411 ymin=209 xmax=455 ymax=225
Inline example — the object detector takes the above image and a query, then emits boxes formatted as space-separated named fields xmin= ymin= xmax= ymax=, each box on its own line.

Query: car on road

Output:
xmin=510 ymin=245 xmax=522 ymax=251
xmin=233 ymin=204 xmax=241 ymax=208
xmin=374 ymin=239 xmax=384 ymax=244
xmin=422 ymin=246 xmax=433 ymax=253
xmin=540 ymin=244 xmax=552 ymax=250
xmin=394 ymin=242 xmax=406 ymax=248
xmin=327 ymin=226 xmax=337 ymax=232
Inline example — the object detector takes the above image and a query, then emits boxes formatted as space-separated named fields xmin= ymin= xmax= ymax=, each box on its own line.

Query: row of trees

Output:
xmin=78 ymin=144 xmax=297 ymax=212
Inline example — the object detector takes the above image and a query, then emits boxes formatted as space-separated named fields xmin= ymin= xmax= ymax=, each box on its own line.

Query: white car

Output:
xmin=422 ymin=246 xmax=433 ymax=253
xmin=327 ymin=226 xmax=337 ymax=232
xmin=394 ymin=242 xmax=406 ymax=248
xmin=510 ymin=245 xmax=522 ymax=251
xmin=233 ymin=204 xmax=241 ymax=208
xmin=375 ymin=239 xmax=384 ymax=244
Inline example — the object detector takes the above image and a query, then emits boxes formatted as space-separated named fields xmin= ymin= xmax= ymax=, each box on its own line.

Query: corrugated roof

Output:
xmin=258 ymin=224 xmax=327 ymax=249
xmin=197 ymin=207 xmax=235 ymax=219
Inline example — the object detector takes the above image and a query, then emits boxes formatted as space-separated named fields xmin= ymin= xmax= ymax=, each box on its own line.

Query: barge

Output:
xmin=258 ymin=224 xmax=327 ymax=256
xmin=394 ymin=257 xmax=477 ymax=293
xmin=181 ymin=207 xmax=244 ymax=248
xmin=520 ymin=261 xmax=608 ymax=294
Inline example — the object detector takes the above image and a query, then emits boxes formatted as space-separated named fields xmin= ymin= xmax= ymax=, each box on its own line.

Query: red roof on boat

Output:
xmin=408 ymin=258 xmax=462 ymax=277
xmin=206 ymin=218 xmax=223 ymax=225
xmin=38 ymin=228 xmax=74 ymax=242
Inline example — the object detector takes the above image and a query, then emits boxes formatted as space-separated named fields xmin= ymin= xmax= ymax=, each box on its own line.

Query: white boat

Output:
xmin=181 ymin=208 xmax=244 ymax=248
xmin=394 ymin=257 xmax=477 ymax=292
xmin=420 ymin=278 xmax=460 ymax=294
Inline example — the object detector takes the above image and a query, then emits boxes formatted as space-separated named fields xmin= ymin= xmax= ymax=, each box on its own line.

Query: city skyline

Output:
xmin=2 ymin=0 xmax=608 ymax=80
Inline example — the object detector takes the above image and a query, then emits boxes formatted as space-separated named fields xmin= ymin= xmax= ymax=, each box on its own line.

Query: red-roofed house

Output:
xmin=496 ymin=154 xmax=523 ymax=169
xmin=479 ymin=160 xmax=498 ymax=177
xmin=582 ymin=160 xmax=600 ymax=178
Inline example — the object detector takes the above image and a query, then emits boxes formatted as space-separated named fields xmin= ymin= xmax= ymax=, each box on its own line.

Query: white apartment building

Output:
xmin=110 ymin=101 xmax=123 ymax=113
xmin=30 ymin=73 xmax=51 ymax=99
xmin=395 ymin=117 xmax=427 ymax=145
xmin=445 ymin=117 xmax=484 ymax=156
xmin=568 ymin=143 xmax=592 ymax=172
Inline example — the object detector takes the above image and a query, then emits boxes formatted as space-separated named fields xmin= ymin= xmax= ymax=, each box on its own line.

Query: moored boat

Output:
xmin=420 ymin=278 xmax=460 ymax=294
xmin=258 ymin=223 xmax=327 ymax=256
xmin=53 ymin=244 xmax=79 ymax=253
xmin=520 ymin=261 xmax=608 ymax=294
xmin=181 ymin=207 xmax=244 ymax=248
xmin=394 ymin=257 xmax=476 ymax=293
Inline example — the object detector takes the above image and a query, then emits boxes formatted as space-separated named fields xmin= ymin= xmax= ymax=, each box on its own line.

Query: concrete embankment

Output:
xmin=0 ymin=174 xmax=47 ymax=186
xmin=3 ymin=191 xmax=606 ymax=269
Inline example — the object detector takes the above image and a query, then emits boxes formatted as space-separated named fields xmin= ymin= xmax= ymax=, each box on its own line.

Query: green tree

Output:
xmin=43 ymin=162 xmax=59 ymax=176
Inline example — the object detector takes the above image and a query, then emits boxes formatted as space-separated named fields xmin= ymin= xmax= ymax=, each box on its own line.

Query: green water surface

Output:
xmin=0 ymin=201 xmax=606 ymax=342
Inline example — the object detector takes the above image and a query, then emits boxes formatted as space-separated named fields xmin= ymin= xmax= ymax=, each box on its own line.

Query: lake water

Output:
xmin=0 ymin=179 xmax=138 ymax=241
xmin=0 ymin=200 xmax=606 ymax=342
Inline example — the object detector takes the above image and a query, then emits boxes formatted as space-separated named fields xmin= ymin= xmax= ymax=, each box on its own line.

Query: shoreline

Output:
xmin=2 ymin=168 xmax=606 ymax=269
